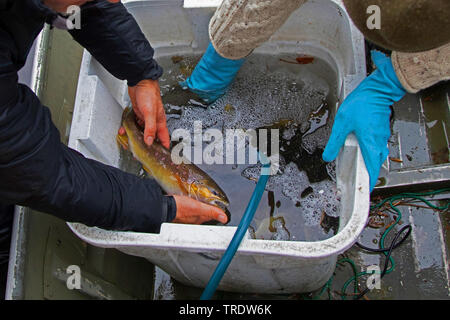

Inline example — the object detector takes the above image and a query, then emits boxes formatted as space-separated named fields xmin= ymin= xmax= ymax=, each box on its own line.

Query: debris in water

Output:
xmin=179 ymin=63 xmax=194 ymax=77
xmin=248 ymin=226 xmax=256 ymax=239
xmin=279 ymin=122 xmax=330 ymax=183
xmin=164 ymin=104 xmax=183 ymax=120
xmin=301 ymin=186 xmax=314 ymax=198
xmin=165 ymin=104 xmax=183 ymax=115
xmin=270 ymin=217 xmax=291 ymax=241
xmin=171 ymin=55 xmax=184 ymax=64
xmin=302 ymin=102 xmax=330 ymax=137
xmin=268 ymin=191 xmax=275 ymax=216
xmin=255 ymin=216 xmax=291 ymax=241
xmin=279 ymin=55 xmax=315 ymax=65
xmin=320 ymin=211 xmax=339 ymax=235
xmin=296 ymin=56 xmax=315 ymax=64
xmin=188 ymin=99 xmax=207 ymax=109
xmin=224 ymin=104 xmax=235 ymax=113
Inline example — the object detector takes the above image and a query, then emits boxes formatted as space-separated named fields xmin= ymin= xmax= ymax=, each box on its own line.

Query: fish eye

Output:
xmin=212 ymin=190 xmax=219 ymax=196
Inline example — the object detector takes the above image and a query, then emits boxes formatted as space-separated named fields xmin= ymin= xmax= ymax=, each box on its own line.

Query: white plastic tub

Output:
xmin=68 ymin=0 xmax=369 ymax=294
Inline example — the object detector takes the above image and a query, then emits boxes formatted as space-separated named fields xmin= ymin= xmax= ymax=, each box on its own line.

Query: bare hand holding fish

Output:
xmin=172 ymin=195 xmax=228 ymax=225
xmin=122 ymin=79 xmax=171 ymax=149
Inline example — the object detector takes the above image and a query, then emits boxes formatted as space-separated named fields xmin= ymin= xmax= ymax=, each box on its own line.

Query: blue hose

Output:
xmin=200 ymin=155 xmax=271 ymax=300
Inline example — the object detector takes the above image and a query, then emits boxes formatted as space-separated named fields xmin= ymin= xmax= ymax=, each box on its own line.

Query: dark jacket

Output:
xmin=0 ymin=0 xmax=176 ymax=233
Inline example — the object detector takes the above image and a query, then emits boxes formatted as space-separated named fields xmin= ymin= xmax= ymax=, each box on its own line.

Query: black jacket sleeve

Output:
xmin=0 ymin=32 xmax=176 ymax=233
xmin=68 ymin=0 xmax=163 ymax=86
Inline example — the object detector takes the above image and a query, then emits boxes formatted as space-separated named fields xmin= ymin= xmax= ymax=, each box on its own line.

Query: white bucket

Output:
xmin=68 ymin=0 xmax=369 ymax=293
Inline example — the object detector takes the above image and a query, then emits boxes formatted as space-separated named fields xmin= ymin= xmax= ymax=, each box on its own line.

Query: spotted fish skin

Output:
xmin=117 ymin=107 xmax=229 ymax=209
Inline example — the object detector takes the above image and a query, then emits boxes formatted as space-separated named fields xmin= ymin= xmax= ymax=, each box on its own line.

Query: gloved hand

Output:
xmin=179 ymin=43 xmax=245 ymax=104
xmin=172 ymin=195 xmax=229 ymax=225
xmin=124 ymin=79 xmax=170 ymax=149
xmin=322 ymin=51 xmax=407 ymax=191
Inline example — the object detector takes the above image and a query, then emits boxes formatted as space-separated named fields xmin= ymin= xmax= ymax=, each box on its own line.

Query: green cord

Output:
xmin=310 ymin=258 xmax=359 ymax=300
xmin=371 ymin=188 xmax=450 ymax=211
xmin=314 ymin=188 xmax=449 ymax=300
xmin=338 ymin=258 xmax=359 ymax=300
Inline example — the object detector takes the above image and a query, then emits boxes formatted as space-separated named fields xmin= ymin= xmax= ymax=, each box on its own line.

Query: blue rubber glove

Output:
xmin=322 ymin=51 xmax=407 ymax=191
xmin=179 ymin=43 xmax=245 ymax=104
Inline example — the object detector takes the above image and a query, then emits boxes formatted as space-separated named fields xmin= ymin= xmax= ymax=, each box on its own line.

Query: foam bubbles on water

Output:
xmin=163 ymin=54 xmax=331 ymax=135
xmin=149 ymin=53 xmax=342 ymax=241
xmin=242 ymin=161 xmax=339 ymax=228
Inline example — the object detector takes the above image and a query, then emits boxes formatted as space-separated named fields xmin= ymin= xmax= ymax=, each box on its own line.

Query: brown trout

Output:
xmin=117 ymin=107 xmax=230 ymax=211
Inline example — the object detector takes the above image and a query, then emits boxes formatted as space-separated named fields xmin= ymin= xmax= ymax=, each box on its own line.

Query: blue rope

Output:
xmin=200 ymin=155 xmax=271 ymax=300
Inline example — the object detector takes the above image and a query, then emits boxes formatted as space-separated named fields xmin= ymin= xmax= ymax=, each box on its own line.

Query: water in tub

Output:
xmin=120 ymin=53 xmax=341 ymax=242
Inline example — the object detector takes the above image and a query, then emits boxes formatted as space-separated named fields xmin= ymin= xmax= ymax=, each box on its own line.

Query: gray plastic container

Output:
xmin=67 ymin=0 xmax=369 ymax=293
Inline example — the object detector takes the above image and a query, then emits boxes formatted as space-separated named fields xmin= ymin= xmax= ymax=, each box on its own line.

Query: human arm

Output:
xmin=68 ymin=0 xmax=169 ymax=147
xmin=391 ymin=42 xmax=450 ymax=94
xmin=182 ymin=0 xmax=305 ymax=103
xmin=0 ymin=57 xmax=225 ymax=231
xmin=0 ymin=34 xmax=175 ymax=232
